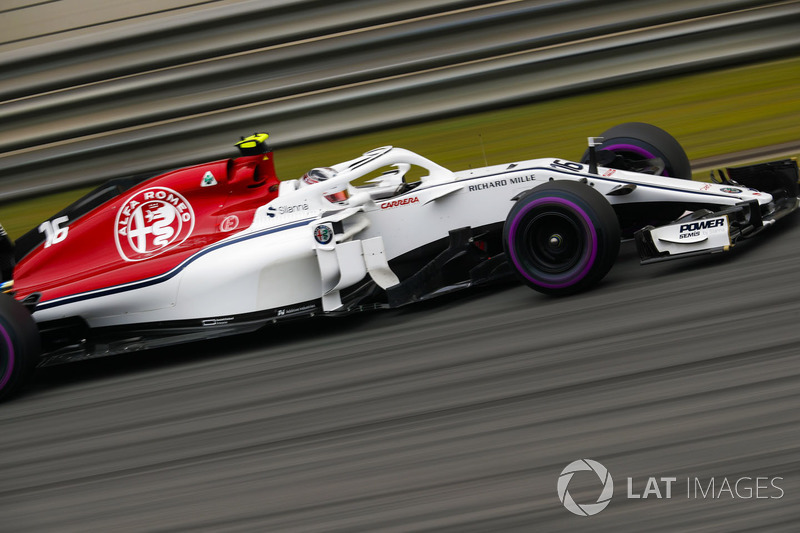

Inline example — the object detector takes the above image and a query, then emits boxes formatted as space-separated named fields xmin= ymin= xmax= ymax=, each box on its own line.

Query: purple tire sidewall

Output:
xmin=0 ymin=322 xmax=14 ymax=390
xmin=507 ymin=196 xmax=598 ymax=290
xmin=602 ymin=143 xmax=668 ymax=176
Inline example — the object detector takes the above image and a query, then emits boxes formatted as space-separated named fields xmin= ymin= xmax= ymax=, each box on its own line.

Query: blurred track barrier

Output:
xmin=0 ymin=0 xmax=798 ymax=199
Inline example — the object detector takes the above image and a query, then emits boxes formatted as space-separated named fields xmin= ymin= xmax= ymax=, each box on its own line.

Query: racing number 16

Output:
xmin=550 ymin=160 xmax=584 ymax=172
xmin=38 ymin=216 xmax=69 ymax=248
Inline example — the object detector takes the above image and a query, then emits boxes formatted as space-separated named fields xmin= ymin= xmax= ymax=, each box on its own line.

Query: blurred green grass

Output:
xmin=2 ymin=56 xmax=799 ymax=240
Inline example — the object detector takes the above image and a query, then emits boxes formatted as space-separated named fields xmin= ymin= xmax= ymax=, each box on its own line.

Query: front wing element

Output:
xmin=644 ymin=214 xmax=732 ymax=258
xmin=635 ymin=197 xmax=798 ymax=264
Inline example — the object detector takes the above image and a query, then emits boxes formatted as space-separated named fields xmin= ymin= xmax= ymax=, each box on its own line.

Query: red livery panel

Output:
xmin=14 ymin=153 xmax=280 ymax=304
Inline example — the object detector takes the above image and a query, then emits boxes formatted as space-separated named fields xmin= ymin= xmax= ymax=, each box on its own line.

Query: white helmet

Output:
xmin=300 ymin=167 xmax=348 ymax=203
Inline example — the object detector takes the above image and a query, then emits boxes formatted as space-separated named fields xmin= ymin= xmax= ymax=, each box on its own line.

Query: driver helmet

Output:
xmin=300 ymin=167 xmax=349 ymax=203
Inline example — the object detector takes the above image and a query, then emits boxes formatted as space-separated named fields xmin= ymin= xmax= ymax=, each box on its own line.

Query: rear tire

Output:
xmin=503 ymin=181 xmax=620 ymax=295
xmin=581 ymin=122 xmax=692 ymax=179
xmin=0 ymin=294 xmax=40 ymax=402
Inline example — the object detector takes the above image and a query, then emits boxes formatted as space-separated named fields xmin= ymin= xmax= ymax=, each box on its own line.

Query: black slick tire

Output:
xmin=0 ymin=294 xmax=40 ymax=402
xmin=503 ymin=181 xmax=621 ymax=295
xmin=581 ymin=122 xmax=692 ymax=179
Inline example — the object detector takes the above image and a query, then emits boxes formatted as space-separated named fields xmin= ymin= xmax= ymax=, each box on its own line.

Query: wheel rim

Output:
xmin=523 ymin=211 xmax=584 ymax=274
xmin=602 ymin=143 xmax=668 ymax=176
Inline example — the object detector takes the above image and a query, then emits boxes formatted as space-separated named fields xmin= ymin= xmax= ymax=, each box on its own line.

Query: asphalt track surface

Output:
xmin=2 ymin=213 xmax=800 ymax=531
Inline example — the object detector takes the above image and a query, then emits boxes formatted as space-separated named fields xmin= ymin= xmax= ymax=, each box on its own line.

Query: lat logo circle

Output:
xmin=557 ymin=459 xmax=614 ymax=517
xmin=115 ymin=187 xmax=195 ymax=261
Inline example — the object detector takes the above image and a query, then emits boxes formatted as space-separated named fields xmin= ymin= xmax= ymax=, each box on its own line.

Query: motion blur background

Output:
xmin=2 ymin=1 xmax=800 ymax=531
xmin=1 ymin=0 xmax=799 ymax=202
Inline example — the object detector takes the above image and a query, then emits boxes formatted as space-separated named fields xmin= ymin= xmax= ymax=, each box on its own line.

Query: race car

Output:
xmin=0 ymin=123 xmax=797 ymax=400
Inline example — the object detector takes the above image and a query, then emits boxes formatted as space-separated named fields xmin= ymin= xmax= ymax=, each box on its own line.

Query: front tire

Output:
xmin=581 ymin=122 xmax=692 ymax=179
xmin=0 ymin=294 xmax=40 ymax=401
xmin=503 ymin=181 xmax=620 ymax=295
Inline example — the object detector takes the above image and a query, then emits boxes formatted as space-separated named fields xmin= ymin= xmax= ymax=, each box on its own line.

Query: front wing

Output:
xmin=635 ymin=159 xmax=799 ymax=263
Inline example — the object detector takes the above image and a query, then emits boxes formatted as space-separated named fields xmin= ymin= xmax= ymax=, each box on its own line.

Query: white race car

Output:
xmin=0 ymin=123 xmax=797 ymax=400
